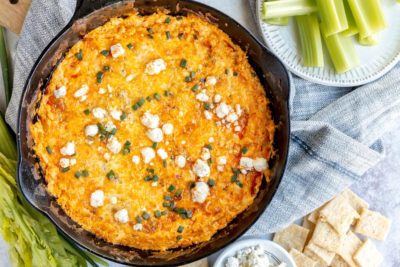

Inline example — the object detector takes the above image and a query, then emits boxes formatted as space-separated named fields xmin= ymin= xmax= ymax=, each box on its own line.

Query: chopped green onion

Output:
xmin=204 ymin=103 xmax=211 ymax=110
xmin=262 ymin=0 xmax=317 ymax=19
xmin=205 ymin=144 xmax=212 ymax=150
xmin=75 ymin=49 xmax=83 ymax=61
xmin=185 ymin=76 xmax=192 ymax=82
xmin=316 ymin=0 xmax=348 ymax=37
xmin=241 ymin=147 xmax=248 ymax=154
xmin=154 ymin=210 xmax=162 ymax=218
xmin=168 ymin=184 xmax=176 ymax=192
xmin=152 ymin=142 xmax=158 ymax=149
xmin=120 ymin=113 xmax=127 ymax=120
xmin=164 ymin=90 xmax=172 ymax=96
xmin=83 ymin=109 xmax=90 ymax=115
xmin=164 ymin=195 xmax=173 ymax=201
xmin=190 ymin=71 xmax=196 ymax=78
xmin=163 ymin=160 xmax=167 ymax=168
xmin=142 ymin=211 xmax=150 ymax=220
xmin=233 ymin=71 xmax=239 ymax=76
xmin=152 ymin=175 xmax=159 ymax=181
xmin=82 ymin=170 xmax=89 ymax=177
xmin=46 ymin=146 xmax=53 ymax=154
xmin=137 ymin=97 xmax=145 ymax=107
xmin=144 ymin=175 xmax=153 ymax=181
xmin=100 ymin=50 xmax=109 ymax=56
xmin=74 ymin=171 xmax=81 ymax=178
xmin=147 ymin=168 xmax=155 ymax=173
xmin=321 ymin=26 xmax=359 ymax=73
xmin=147 ymin=28 xmax=154 ymax=34
xmin=180 ymin=59 xmax=187 ymax=68
xmin=177 ymin=235 xmax=183 ymax=240
xmin=347 ymin=0 xmax=387 ymax=39
xmin=231 ymin=175 xmax=238 ymax=183
xmin=127 ymin=43 xmax=133 ymax=49
xmin=163 ymin=202 xmax=170 ymax=207
xmin=231 ymin=167 xmax=240 ymax=175
xmin=165 ymin=17 xmax=171 ymax=23
xmin=154 ymin=93 xmax=161 ymax=100
xmin=106 ymin=170 xmax=116 ymax=179
xmin=96 ymin=71 xmax=104 ymax=83
xmin=191 ymin=84 xmax=199 ymax=92
xmin=136 ymin=216 xmax=142 ymax=223
xmin=103 ymin=65 xmax=110 ymax=71
xmin=174 ymin=189 xmax=183 ymax=197
xmin=61 ymin=167 xmax=70 ymax=173
xmin=177 ymin=225 xmax=184 ymax=233
xmin=146 ymin=96 xmax=152 ymax=102
xmin=207 ymin=179 xmax=216 ymax=187
xmin=295 ymin=14 xmax=324 ymax=67
xmin=166 ymin=31 xmax=171 ymax=40
xmin=225 ymin=69 xmax=229 ymax=75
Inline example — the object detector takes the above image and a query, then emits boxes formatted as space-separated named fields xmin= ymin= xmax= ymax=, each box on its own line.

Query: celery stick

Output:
xmin=358 ymin=34 xmax=379 ymax=46
xmin=0 ymin=115 xmax=16 ymax=160
xmin=341 ymin=0 xmax=359 ymax=37
xmin=347 ymin=0 xmax=387 ymax=38
xmin=262 ymin=0 xmax=317 ymax=19
xmin=316 ymin=0 xmax=348 ymax=37
xmin=296 ymin=14 xmax=324 ymax=67
xmin=263 ymin=0 xmax=289 ymax=25
xmin=0 ymin=27 xmax=12 ymax=105
xmin=321 ymin=25 xmax=359 ymax=73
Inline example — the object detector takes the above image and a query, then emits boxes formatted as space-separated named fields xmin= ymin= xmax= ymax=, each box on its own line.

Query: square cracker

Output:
xmin=309 ymin=220 xmax=343 ymax=252
xmin=302 ymin=218 xmax=315 ymax=243
xmin=273 ymin=224 xmax=309 ymax=252
xmin=337 ymin=231 xmax=362 ymax=267
xmin=304 ymin=243 xmax=335 ymax=266
xmin=339 ymin=189 xmax=369 ymax=214
xmin=331 ymin=255 xmax=351 ymax=267
xmin=308 ymin=205 xmax=325 ymax=223
xmin=354 ymin=208 xmax=392 ymax=240
xmin=289 ymin=248 xmax=317 ymax=267
xmin=320 ymin=194 xmax=359 ymax=235
xmin=353 ymin=239 xmax=383 ymax=267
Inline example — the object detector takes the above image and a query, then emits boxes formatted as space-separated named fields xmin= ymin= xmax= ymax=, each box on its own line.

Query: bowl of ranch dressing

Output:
xmin=214 ymin=239 xmax=296 ymax=267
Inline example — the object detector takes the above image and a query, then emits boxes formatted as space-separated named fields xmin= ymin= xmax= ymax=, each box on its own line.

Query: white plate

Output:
xmin=256 ymin=0 xmax=400 ymax=87
xmin=213 ymin=238 xmax=296 ymax=267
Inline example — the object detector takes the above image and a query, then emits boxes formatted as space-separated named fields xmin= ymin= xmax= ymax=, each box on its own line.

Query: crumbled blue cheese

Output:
xmin=216 ymin=103 xmax=230 ymax=118
xmin=73 ymin=84 xmax=89 ymax=101
xmin=110 ymin=109 xmax=122 ymax=121
xmin=54 ymin=86 xmax=67 ymax=98
xmin=214 ymin=94 xmax=222 ymax=103
xmin=240 ymin=157 xmax=254 ymax=171
xmin=105 ymin=121 xmax=117 ymax=132
xmin=191 ymin=181 xmax=210 ymax=203
xmin=107 ymin=136 xmax=122 ymax=154
xmin=217 ymin=156 xmax=227 ymax=165
xmin=204 ymin=110 xmax=213 ymax=120
xmin=133 ymin=223 xmax=143 ymax=231
xmin=132 ymin=155 xmax=140 ymax=164
xmin=141 ymin=147 xmax=156 ymax=163
xmin=90 ymin=190 xmax=104 ymax=208
xmin=141 ymin=112 xmax=160 ymax=129
xmin=85 ymin=124 xmax=99 ymax=137
xmin=110 ymin=196 xmax=117 ymax=205
xmin=205 ymin=76 xmax=218 ymax=86
xmin=59 ymin=158 xmax=71 ymax=168
xmin=162 ymin=123 xmax=173 ymax=135
xmin=157 ymin=148 xmax=168 ymax=160
xmin=196 ymin=91 xmax=209 ymax=102
xmin=253 ymin=158 xmax=268 ymax=172
xmin=225 ymin=245 xmax=285 ymax=267
xmin=125 ymin=74 xmax=135 ymax=82
xmin=114 ymin=209 xmax=129 ymax=223
xmin=226 ymin=113 xmax=239 ymax=123
xmin=175 ymin=155 xmax=186 ymax=168
xmin=146 ymin=128 xmax=164 ymax=142
xmin=60 ymin=141 xmax=75 ymax=156
xmin=192 ymin=159 xmax=210 ymax=178
xmin=145 ymin=58 xmax=166 ymax=75
xmin=201 ymin=147 xmax=211 ymax=161
xmin=92 ymin=107 xmax=107 ymax=119
xmin=110 ymin=43 xmax=125 ymax=58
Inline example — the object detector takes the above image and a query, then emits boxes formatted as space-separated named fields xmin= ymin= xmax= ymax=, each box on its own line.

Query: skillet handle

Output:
xmin=72 ymin=0 xmax=119 ymax=20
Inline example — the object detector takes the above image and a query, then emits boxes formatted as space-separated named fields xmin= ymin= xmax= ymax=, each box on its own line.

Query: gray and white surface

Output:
xmin=0 ymin=0 xmax=399 ymax=266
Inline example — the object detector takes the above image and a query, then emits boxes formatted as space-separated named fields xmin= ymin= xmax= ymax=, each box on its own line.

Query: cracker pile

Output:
xmin=273 ymin=189 xmax=391 ymax=267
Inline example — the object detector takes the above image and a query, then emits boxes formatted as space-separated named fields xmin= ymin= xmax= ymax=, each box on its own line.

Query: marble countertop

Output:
xmin=0 ymin=0 xmax=399 ymax=266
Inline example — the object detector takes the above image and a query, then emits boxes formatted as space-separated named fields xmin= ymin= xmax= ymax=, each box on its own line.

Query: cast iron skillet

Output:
xmin=17 ymin=0 xmax=290 ymax=265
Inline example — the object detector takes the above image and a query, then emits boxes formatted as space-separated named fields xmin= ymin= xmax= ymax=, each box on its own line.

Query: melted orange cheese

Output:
xmin=30 ymin=12 xmax=275 ymax=250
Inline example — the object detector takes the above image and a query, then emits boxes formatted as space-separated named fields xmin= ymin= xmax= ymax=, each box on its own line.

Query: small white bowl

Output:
xmin=213 ymin=238 xmax=296 ymax=267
